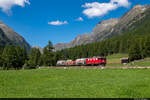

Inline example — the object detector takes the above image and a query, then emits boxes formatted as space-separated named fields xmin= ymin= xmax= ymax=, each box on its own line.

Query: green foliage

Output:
xmin=129 ymin=40 xmax=142 ymax=61
xmin=28 ymin=48 xmax=41 ymax=67
xmin=0 ymin=40 xmax=56 ymax=69
xmin=2 ymin=45 xmax=18 ymax=69
xmin=22 ymin=46 xmax=28 ymax=65
xmin=15 ymin=46 xmax=28 ymax=68
xmin=41 ymin=41 xmax=55 ymax=66
xmin=0 ymin=45 xmax=28 ymax=69
xmin=0 ymin=45 xmax=3 ymax=67
xmin=142 ymin=36 xmax=150 ymax=58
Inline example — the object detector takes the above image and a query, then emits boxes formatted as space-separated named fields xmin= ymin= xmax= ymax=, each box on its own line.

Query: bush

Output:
xmin=23 ymin=62 xmax=37 ymax=69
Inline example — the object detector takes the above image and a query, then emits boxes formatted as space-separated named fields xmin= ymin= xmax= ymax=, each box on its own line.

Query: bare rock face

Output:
xmin=54 ymin=5 xmax=150 ymax=51
xmin=0 ymin=22 xmax=31 ymax=51
xmin=90 ymin=18 xmax=119 ymax=42
xmin=54 ymin=19 xmax=119 ymax=51
xmin=91 ymin=18 xmax=119 ymax=36
xmin=32 ymin=46 xmax=43 ymax=54
xmin=0 ymin=28 xmax=11 ymax=47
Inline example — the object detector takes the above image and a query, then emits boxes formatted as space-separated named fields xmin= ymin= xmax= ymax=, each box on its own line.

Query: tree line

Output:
xmin=1 ymin=31 xmax=150 ymax=70
xmin=55 ymin=34 xmax=150 ymax=62
xmin=0 ymin=41 xmax=58 ymax=70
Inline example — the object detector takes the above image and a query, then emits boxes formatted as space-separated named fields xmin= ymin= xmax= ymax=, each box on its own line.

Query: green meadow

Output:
xmin=107 ymin=53 xmax=150 ymax=67
xmin=1 ymin=68 xmax=150 ymax=98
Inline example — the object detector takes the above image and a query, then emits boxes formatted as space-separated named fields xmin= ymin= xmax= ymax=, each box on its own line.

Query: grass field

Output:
xmin=1 ymin=68 xmax=150 ymax=98
xmin=107 ymin=53 xmax=128 ymax=65
xmin=107 ymin=53 xmax=150 ymax=67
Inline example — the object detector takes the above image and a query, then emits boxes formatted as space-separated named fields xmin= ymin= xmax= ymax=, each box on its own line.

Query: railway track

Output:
xmin=39 ymin=66 xmax=150 ymax=69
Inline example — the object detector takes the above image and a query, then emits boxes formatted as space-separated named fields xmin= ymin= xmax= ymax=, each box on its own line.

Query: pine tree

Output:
xmin=113 ymin=40 xmax=120 ymax=53
xmin=129 ymin=41 xmax=142 ymax=61
xmin=0 ymin=45 xmax=3 ymax=67
xmin=41 ymin=41 xmax=54 ymax=66
xmin=15 ymin=46 xmax=23 ymax=69
xmin=2 ymin=45 xmax=18 ymax=69
xmin=15 ymin=46 xmax=27 ymax=69
xmin=28 ymin=48 xmax=41 ymax=68
xmin=22 ymin=45 xmax=28 ymax=65
xmin=142 ymin=37 xmax=150 ymax=58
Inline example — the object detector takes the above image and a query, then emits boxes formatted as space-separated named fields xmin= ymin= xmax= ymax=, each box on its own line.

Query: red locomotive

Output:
xmin=56 ymin=57 xmax=107 ymax=66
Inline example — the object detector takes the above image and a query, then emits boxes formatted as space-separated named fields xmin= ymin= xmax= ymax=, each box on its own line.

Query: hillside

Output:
xmin=0 ymin=22 xmax=31 ymax=51
xmin=54 ymin=5 xmax=150 ymax=61
xmin=54 ymin=5 xmax=150 ymax=50
xmin=0 ymin=28 xmax=11 ymax=47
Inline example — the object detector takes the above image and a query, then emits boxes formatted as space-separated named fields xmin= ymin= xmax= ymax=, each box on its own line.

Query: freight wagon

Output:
xmin=56 ymin=57 xmax=106 ymax=66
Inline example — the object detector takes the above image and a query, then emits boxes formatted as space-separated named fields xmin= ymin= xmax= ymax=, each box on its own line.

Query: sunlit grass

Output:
xmin=107 ymin=53 xmax=128 ymax=65
xmin=1 ymin=68 xmax=150 ymax=98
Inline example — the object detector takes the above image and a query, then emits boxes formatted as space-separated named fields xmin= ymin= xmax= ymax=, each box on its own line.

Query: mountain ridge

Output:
xmin=54 ymin=5 xmax=150 ymax=51
xmin=0 ymin=22 xmax=31 ymax=51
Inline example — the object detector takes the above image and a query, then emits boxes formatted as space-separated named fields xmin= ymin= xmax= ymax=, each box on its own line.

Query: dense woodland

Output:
xmin=0 ymin=41 xmax=56 ymax=69
xmin=0 ymin=8 xmax=150 ymax=69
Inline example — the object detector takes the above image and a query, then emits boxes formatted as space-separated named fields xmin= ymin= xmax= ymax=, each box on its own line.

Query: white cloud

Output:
xmin=111 ymin=0 xmax=131 ymax=8
xmin=82 ymin=0 xmax=131 ymax=18
xmin=48 ymin=20 xmax=68 ymax=26
xmin=0 ymin=0 xmax=30 ymax=13
xmin=76 ymin=17 xmax=84 ymax=21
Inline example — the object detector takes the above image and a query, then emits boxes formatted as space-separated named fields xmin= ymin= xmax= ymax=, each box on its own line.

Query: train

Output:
xmin=56 ymin=56 xmax=107 ymax=66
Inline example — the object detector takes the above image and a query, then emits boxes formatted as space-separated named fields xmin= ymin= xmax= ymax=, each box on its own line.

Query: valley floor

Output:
xmin=1 ymin=68 xmax=150 ymax=98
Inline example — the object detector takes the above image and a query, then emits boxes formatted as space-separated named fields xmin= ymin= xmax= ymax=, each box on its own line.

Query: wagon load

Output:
xmin=75 ymin=58 xmax=86 ymax=66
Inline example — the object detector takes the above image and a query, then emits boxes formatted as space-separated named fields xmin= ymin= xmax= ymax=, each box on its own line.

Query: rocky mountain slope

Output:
xmin=54 ymin=5 xmax=150 ymax=51
xmin=0 ymin=22 xmax=31 ymax=51
xmin=32 ymin=46 xmax=43 ymax=54
xmin=0 ymin=28 xmax=11 ymax=47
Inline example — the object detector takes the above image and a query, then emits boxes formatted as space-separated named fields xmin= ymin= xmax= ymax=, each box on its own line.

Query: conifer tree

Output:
xmin=129 ymin=41 xmax=142 ymax=61
xmin=15 ymin=46 xmax=28 ymax=69
xmin=41 ymin=41 xmax=54 ymax=66
xmin=28 ymin=48 xmax=41 ymax=67
xmin=0 ymin=45 xmax=3 ymax=67
xmin=22 ymin=45 xmax=28 ymax=65
xmin=15 ymin=46 xmax=23 ymax=68
xmin=142 ymin=37 xmax=150 ymax=58
xmin=2 ymin=45 xmax=18 ymax=69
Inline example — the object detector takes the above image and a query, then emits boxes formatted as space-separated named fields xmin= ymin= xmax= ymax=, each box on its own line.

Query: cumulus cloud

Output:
xmin=0 ymin=0 xmax=30 ymax=13
xmin=48 ymin=20 xmax=68 ymax=26
xmin=82 ymin=0 xmax=131 ymax=18
xmin=76 ymin=17 xmax=84 ymax=21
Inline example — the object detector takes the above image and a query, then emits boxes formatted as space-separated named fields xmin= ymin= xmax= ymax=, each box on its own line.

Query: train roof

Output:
xmin=58 ymin=60 xmax=65 ymax=62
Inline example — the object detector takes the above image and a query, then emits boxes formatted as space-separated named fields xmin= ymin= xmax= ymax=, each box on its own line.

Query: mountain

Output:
xmin=0 ymin=28 xmax=11 ymax=47
xmin=32 ymin=46 xmax=43 ymax=54
xmin=54 ymin=5 xmax=150 ymax=51
xmin=0 ymin=22 xmax=31 ymax=51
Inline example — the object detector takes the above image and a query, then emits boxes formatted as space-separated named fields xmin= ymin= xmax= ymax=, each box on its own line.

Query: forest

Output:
xmin=0 ymin=41 xmax=57 ymax=69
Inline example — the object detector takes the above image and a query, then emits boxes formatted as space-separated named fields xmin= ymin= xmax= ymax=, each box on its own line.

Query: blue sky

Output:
xmin=0 ymin=0 xmax=150 ymax=48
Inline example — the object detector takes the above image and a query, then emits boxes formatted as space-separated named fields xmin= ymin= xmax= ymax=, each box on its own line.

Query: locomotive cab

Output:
xmin=98 ymin=57 xmax=106 ymax=66
xmin=86 ymin=57 xmax=106 ymax=66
